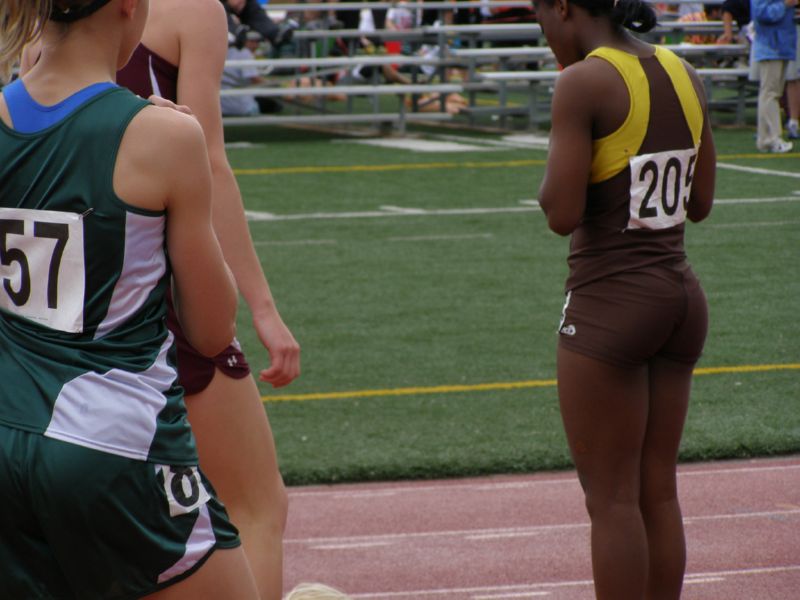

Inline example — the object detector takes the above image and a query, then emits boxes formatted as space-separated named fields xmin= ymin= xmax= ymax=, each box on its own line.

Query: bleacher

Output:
xmin=221 ymin=0 xmax=754 ymax=131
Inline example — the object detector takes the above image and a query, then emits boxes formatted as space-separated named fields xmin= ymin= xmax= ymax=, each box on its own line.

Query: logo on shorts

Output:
xmin=559 ymin=324 xmax=577 ymax=336
xmin=227 ymin=355 xmax=238 ymax=368
xmin=157 ymin=465 xmax=211 ymax=517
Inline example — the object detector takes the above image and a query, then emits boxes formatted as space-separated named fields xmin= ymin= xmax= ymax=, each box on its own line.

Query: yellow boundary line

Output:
xmin=263 ymin=362 xmax=800 ymax=403
xmin=234 ymin=153 xmax=800 ymax=177
xmin=234 ymin=159 xmax=546 ymax=176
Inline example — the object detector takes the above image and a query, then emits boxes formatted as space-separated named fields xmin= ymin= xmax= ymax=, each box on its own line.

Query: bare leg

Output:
xmin=186 ymin=370 xmax=288 ymax=600
xmin=640 ymin=357 xmax=694 ymax=600
xmin=787 ymin=80 xmax=800 ymax=122
xmin=142 ymin=547 xmax=259 ymax=600
xmin=557 ymin=346 xmax=650 ymax=600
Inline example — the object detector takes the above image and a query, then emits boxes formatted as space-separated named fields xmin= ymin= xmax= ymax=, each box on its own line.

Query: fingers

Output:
xmin=147 ymin=94 xmax=194 ymax=117
xmin=258 ymin=346 xmax=301 ymax=388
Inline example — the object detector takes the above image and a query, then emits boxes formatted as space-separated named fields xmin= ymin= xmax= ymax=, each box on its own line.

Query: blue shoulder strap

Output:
xmin=2 ymin=79 xmax=117 ymax=134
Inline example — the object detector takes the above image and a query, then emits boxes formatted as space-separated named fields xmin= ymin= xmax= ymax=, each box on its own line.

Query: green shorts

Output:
xmin=0 ymin=424 xmax=240 ymax=600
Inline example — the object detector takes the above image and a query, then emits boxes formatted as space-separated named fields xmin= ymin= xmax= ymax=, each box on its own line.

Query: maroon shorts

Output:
xmin=165 ymin=292 xmax=250 ymax=396
xmin=557 ymin=266 xmax=708 ymax=368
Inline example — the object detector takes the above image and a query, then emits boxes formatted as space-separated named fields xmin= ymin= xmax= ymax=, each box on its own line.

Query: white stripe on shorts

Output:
xmin=157 ymin=503 xmax=215 ymax=584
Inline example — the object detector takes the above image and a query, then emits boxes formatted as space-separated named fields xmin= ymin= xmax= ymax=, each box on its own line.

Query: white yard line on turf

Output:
xmin=246 ymin=196 xmax=800 ymax=223
xmin=717 ymin=163 xmax=800 ymax=179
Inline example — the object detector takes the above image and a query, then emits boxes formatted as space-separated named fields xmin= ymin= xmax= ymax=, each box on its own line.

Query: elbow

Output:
xmin=547 ymin=220 xmax=577 ymax=236
xmin=687 ymin=206 xmax=712 ymax=223
xmin=545 ymin=211 xmax=579 ymax=236
xmin=188 ymin=322 xmax=237 ymax=358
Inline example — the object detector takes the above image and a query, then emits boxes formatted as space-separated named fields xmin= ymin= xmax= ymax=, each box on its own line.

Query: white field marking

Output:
xmin=285 ymin=508 xmax=800 ymax=546
xmin=347 ymin=566 xmax=800 ymax=599
xmin=717 ymin=162 xmax=800 ymax=179
xmin=287 ymin=462 xmax=800 ymax=499
xmin=684 ymin=508 xmax=800 ymax=524
xmin=472 ymin=592 xmax=550 ymax=599
xmin=388 ymin=233 xmax=494 ymax=242
xmin=350 ymin=581 xmax=594 ymax=599
xmin=253 ymin=238 xmax=337 ymax=246
xmin=246 ymin=206 xmax=537 ymax=222
xmin=379 ymin=205 xmax=428 ymax=214
xmin=246 ymin=195 xmax=800 ymax=222
xmin=684 ymin=577 xmax=727 ymax=585
xmin=224 ymin=141 xmax=264 ymax=149
xmin=344 ymin=138 xmax=494 ymax=153
xmin=708 ymin=220 xmax=800 ymax=228
xmin=423 ymin=133 xmax=550 ymax=151
xmin=714 ymin=196 xmax=800 ymax=205
xmin=310 ymin=541 xmax=394 ymax=551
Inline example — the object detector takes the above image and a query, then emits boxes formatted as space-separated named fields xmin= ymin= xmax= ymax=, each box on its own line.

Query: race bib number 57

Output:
xmin=627 ymin=148 xmax=697 ymax=231
xmin=0 ymin=207 xmax=85 ymax=333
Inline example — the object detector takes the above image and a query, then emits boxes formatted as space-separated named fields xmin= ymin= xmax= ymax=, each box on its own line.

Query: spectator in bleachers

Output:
xmin=222 ymin=0 xmax=298 ymax=49
xmin=718 ymin=0 xmax=752 ymax=42
xmin=751 ymin=0 xmax=798 ymax=152
xmin=221 ymin=32 xmax=283 ymax=116
xmin=677 ymin=4 xmax=724 ymax=43
xmin=785 ymin=20 xmax=800 ymax=138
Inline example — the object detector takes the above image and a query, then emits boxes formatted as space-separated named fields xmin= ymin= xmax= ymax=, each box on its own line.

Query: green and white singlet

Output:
xmin=0 ymin=86 xmax=197 ymax=465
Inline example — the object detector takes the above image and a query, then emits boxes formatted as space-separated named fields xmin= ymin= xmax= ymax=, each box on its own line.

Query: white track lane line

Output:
xmin=346 ymin=565 xmax=800 ymax=598
xmin=285 ymin=508 xmax=800 ymax=546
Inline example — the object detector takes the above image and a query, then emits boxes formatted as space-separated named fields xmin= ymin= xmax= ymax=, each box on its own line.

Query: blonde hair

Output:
xmin=0 ymin=0 xmax=51 ymax=81
xmin=284 ymin=583 xmax=353 ymax=600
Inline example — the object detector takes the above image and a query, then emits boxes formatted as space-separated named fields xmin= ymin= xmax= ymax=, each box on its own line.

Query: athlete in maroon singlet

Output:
xmin=118 ymin=45 xmax=251 ymax=395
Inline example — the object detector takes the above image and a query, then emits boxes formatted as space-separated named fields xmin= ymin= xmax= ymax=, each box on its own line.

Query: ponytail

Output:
xmin=610 ymin=0 xmax=658 ymax=33
xmin=541 ymin=0 xmax=658 ymax=33
xmin=0 ymin=0 xmax=51 ymax=82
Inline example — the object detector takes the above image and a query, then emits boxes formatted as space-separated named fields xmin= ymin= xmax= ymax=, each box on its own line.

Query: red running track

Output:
xmin=282 ymin=455 xmax=800 ymax=599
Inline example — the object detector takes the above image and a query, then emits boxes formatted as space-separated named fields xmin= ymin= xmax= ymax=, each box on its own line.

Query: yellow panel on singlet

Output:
xmin=587 ymin=46 xmax=703 ymax=184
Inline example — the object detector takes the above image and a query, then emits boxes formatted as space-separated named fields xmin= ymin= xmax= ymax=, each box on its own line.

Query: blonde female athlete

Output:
xmin=21 ymin=0 xmax=299 ymax=596
xmin=116 ymin=3 xmax=299 ymax=596
xmin=534 ymin=0 xmax=716 ymax=598
xmin=0 ymin=0 xmax=260 ymax=598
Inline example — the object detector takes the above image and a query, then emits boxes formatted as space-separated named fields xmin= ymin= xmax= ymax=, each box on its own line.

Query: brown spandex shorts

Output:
xmin=165 ymin=292 xmax=250 ymax=396
xmin=557 ymin=266 xmax=708 ymax=368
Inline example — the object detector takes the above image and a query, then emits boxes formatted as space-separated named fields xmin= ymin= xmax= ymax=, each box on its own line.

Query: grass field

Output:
xmin=222 ymin=123 xmax=800 ymax=486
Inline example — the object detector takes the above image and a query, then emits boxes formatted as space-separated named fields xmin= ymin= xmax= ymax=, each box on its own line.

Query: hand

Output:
xmin=147 ymin=95 xmax=194 ymax=117
xmin=253 ymin=309 xmax=301 ymax=388
xmin=716 ymin=33 xmax=733 ymax=45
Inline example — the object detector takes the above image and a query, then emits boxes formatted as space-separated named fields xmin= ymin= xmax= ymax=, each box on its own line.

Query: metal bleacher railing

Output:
xmin=221 ymin=0 xmax=753 ymax=131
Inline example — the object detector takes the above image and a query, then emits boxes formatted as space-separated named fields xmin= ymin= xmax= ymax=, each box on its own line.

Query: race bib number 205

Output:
xmin=0 ymin=207 xmax=86 ymax=333
xmin=627 ymin=147 xmax=698 ymax=231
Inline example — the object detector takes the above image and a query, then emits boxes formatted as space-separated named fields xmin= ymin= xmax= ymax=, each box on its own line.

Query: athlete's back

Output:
xmin=0 ymin=2 xmax=257 ymax=598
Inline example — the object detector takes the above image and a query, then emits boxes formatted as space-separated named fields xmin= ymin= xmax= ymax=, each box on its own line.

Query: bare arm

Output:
xmin=537 ymin=66 xmax=593 ymax=236
xmin=685 ymin=63 xmax=716 ymax=223
xmin=717 ymin=12 xmax=735 ymax=44
xmin=176 ymin=0 xmax=300 ymax=386
xmin=116 ymin=107 xmax=238 ymax=356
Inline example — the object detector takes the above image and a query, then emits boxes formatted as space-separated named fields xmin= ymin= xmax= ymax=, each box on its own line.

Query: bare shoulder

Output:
xmin=557 ymin=58 xmax=621 ymax=99
xmin=175 ymin=0 xmax=227 ymax=30
xmin=130 ymin=105 xmax=205 ymax=149
xmin=120 ymin=105 xmax=207 ymax=183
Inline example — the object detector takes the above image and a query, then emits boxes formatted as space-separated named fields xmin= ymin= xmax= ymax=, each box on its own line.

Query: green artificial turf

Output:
xmin=223 ymin=122 xmax=800 ymax=485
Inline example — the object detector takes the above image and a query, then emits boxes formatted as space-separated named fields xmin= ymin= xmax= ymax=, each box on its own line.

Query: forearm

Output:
xmin=210 ymin=160 xmax=279 ymax=319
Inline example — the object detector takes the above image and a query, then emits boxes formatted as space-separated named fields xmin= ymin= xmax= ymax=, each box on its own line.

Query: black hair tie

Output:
xmin=51 ymin=0 xmax=115 ymax=23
